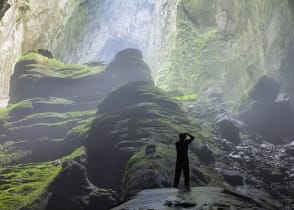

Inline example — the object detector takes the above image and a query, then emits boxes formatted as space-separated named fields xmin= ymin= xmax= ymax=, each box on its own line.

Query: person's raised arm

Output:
xmin=185 ymin=133 xmax=194 ymax=143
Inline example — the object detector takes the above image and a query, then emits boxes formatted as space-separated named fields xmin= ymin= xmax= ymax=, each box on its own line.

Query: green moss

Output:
xmin=19 ymin=52 xmax=105 ymax=79
xmin=0 ymin=147 xmax=85 ymax=210
xmin=0 ymin=108 xmax=9 ymax=124
xmin=64 ymin=146 xmax=86 ymax=160
xmin=12 ymin=110 xmax=95 ymax=125
xmin=4 ymin=110 xmax=95 ymax=137
xmin=0 ymin=142 xmax=30 ymax=166
xmin=157 ymin=4 xmax=219 ymax=95
xmin=34 ymin=97 xmax=73 ymax=105
xmin=65 ymin=116 xmax=95 ymax=138
xmin=5 ymin=97 xmax=76 ymax=121
xmin=123 ymin=144 xmax=176 ymax=185
xmin=173 ymin=94 xmax=198 ymax=101
xmin=8 ymin=100 xmax=33 ymax=112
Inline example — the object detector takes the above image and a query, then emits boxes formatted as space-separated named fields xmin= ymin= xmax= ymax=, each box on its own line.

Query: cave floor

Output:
xmin=111 ymin=187 xmax=267 ymax=210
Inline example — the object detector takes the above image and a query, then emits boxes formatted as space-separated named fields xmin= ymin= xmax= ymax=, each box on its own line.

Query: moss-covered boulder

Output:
xmin=25 ymin=160 xmax=116 ymax=210
xmin=85 ymin=81 xmax=220 ymax=199
xmin=1 ymin=48 xmax=153 ymax=164
xmin=0 ymin=48 xmax=155 ymax=209
xmin=0 ymin=147 xmax=113 ymax=210
xmin=9 ymin=49 xmax=152 ymax=104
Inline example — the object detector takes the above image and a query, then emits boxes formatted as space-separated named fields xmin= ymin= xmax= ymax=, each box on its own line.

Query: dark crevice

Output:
xmin=0 ymin=0 xmax=10 ymax=20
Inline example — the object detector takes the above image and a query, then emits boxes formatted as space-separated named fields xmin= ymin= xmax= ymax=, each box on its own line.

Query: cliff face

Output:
xmin=1 ymin=0 xmax=294 ymax=105
xmin=157 ymin=0 xmax=294 ymax=109
xmin=55 ymin=0 xmax=177 ymax=71
xmin=0 ymin=0 xmax=83 ymax=99
xmin=0 ymin=0 xmax=177 ymax=100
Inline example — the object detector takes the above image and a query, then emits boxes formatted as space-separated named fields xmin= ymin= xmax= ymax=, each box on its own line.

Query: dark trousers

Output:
xmin=173 ymin=159 xmax=189 ymax=187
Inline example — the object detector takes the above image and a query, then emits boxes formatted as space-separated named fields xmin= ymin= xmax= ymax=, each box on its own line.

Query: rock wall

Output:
xmin=2 ymin=0 xmax=294 ymax=107
xmin=0 ymin=0 xmax=177 ymax=100
xmin=54 ymin=0 xmax=177 ymax=76
xmin=0 ymin=0 xmax=83 ymax=99
xmin=157 ymin=0 xmax=294 ymax=108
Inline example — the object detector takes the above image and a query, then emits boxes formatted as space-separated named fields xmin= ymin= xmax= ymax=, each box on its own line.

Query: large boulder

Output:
xmin=215 ymin=113 xmax=241 ymax=145
xmin=239 ymin=76 xmax=294 ymax=144
xmin=9 ymin=49 xmax=152 ymax=103
xmin=84 ymin=81 xmax=219 ymax=199
xmin=20 ymin=156 xmax=117 ymax=210
xmin=1 ymin=48 xmax=153 ymax=164
xmin=45 ymin=160 xmax=116 ymax=210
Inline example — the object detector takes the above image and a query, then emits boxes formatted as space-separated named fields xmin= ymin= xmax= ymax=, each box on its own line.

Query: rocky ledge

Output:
xmin=111 ymin=187 xmax=268 ymax=210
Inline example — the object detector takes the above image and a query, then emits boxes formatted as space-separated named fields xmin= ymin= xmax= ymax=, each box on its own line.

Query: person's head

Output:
xmin=179 ymin=133 xmax=186 ymax=141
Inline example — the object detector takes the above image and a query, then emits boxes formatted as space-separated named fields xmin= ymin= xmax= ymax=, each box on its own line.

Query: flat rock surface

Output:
xmin=111 ymin=187 xmax=267 ymax=210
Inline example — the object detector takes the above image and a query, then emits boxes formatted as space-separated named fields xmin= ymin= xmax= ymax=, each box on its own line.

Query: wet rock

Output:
xmin=261 ymin=168 xmax=284 ymax=183
xmin=215 ymin=114 xmax=241 ymax=144
xmin=215 ymin=137 xmax=235 ymax=152
xmin=285 ymin=141 xmax=294 ymax=156
xmin=222 ymin=170 xmax=244 ymax=186
xmin=164 ymin=200 xmax=196 ymax=208
xmin=192 ymin=144 xmax=215 ymax=164
xmin=229 ymin=153 xmax=243 ymax=164
xmin=191 ymin=167 xmax=211 ymax=185
xmin=289 ymin=173 xmax=294 ymax=181
xmin=46 ymin=160 xmax=116 ymax=210
xmin=111 ymin=187 xmax=270 ymax=210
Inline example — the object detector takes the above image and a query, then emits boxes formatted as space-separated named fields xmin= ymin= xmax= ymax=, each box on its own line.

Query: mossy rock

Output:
xmin=0 ymin=147 xmax=86 ymax=210
xmin=9 ymin=52 xmax=105 ymax=103
xmin=85 ymin=81 xmax=219 ymax=198
xmin=23 ymin=159 xmax=116 ymax=210
xmin=10 ymin=49 xmax=152 ymax=103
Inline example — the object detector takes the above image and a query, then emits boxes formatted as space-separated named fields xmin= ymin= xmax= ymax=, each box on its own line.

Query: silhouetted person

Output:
xmin=174 ymin=133 xmax=194 ymax=188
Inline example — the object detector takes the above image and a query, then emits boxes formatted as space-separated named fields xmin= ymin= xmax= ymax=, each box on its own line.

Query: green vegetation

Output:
xmin=0 ymin=141 xmax=30 ymax=166
xmin=92 ymin=82 xmax=217 ymax=198
xmin=64 ymin=146 xmax=85 ymax=160
xmin=0 ymin=108 xmax=9 ymax=124
xmin=125 ymin=144 xmax=176 ymax=176
xmin=157 ymin=3 xmax=219 ymax=96
xmin=0 ymin=163 xmax=59 ymax=210
xmin=19 ymin=52 xmax=105 ymax=79
xmin=8 ymin=100 xmax=33 ymax=113
xmin=0 ymin=100 xmax=33 ymax=123
xmin=66 ymin=116 xmax=95 ymax=139
xmin=33 ymin=97 xmax=73 ymax=105
xmin=7 ymin=110 xmax=95 ymax=127
xmin=173 ymin=94 xmax=198 ymax=101
xmin=0 ymin=147 xmax=85 ymax=210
